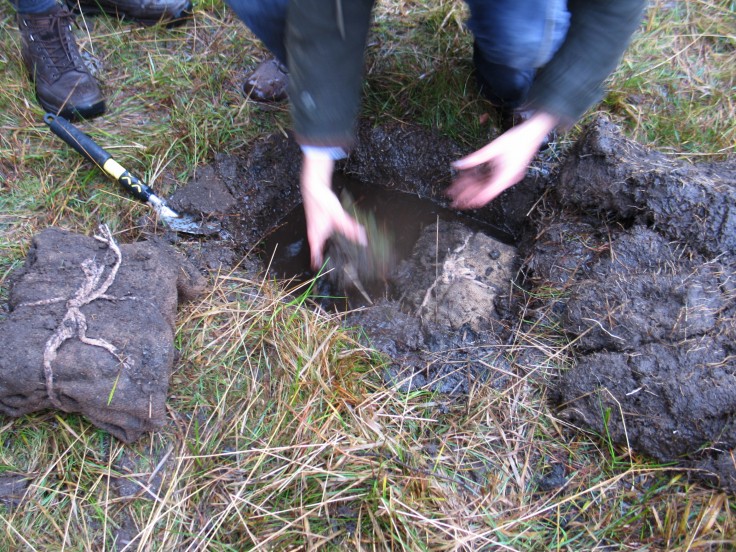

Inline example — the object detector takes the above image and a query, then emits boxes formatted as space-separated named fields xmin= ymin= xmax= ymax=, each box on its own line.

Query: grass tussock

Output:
xmin=603 ymin=0 xmax=735 ymax=157
xmin=0 ymin=0 xmax=734 ymax=549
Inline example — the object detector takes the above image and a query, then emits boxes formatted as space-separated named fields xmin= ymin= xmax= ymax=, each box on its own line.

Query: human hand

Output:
xmin=446 ymin=111 xmax=559 ymax=209
xmin=301 ymin=152 xmax=367 ymax=269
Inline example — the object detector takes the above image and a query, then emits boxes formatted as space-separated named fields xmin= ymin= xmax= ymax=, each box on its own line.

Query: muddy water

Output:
xmin=260 ymin=173 xmax=514 ymax=308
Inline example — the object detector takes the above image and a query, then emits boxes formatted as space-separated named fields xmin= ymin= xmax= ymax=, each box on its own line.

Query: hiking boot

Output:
xmin=66 ymin=0 xmax=192 ymax=27
xmin=18 ymin=5 xmax=105 ymax=120
xmin=243 ymin=58 xmax=288 ymax=102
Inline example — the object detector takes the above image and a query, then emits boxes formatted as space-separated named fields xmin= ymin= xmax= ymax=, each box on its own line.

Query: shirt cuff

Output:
xmin=300 ymin=145 xmax=348 ymax=161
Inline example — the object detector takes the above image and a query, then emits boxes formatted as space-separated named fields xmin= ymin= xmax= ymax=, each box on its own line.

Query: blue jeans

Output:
xmin=12 ymin=0 xmax=59 ymax=14
xmin=465 ymin=0 xmax=570 ymax=108
xmin=225 ymin=0 xmax=289 ymax=64
xmin=226 ymin=0 xmax=569 ymax=108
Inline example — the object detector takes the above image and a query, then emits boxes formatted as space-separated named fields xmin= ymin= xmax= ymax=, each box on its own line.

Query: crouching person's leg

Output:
xmin=465 ymin=0 xmax=570 ymax=110
xmin=226 ymin=0 xmax=289 ymax=101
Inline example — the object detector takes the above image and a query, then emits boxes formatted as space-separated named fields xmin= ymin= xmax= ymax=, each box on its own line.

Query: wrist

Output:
xmin=524 ymin=111 xmax=560 ymax=141
xmin=301 ymin=151 xmax=335 ymax=193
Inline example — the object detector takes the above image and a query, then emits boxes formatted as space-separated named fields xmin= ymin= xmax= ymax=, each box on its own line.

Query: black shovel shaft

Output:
xmin=44 ymin=113 xmax=155 ymax=204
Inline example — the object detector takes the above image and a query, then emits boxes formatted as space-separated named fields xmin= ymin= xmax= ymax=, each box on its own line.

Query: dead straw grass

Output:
xmin=0 ymin=0 xmax=734 ymax=549
xmin=0 ymin=269 xmax=733 ymax=550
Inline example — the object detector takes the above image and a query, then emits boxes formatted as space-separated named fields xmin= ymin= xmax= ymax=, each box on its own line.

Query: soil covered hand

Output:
xmin=301 ymin=152 xmax=367 ymax=269
xmin=447 ymin=111 xmax=559 ymax=209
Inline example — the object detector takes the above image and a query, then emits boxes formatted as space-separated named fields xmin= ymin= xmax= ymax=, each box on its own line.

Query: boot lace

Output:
xmin=24 ymin=10 xmax=85 ymax=78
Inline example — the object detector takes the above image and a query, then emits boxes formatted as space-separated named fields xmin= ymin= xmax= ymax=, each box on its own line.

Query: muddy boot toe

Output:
xmin=243 ymin=58 xmax=289 ymax=103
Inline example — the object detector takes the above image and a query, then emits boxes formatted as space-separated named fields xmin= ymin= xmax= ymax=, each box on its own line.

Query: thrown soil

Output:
xmin=169 ymin=116 xmax=736 ymax=492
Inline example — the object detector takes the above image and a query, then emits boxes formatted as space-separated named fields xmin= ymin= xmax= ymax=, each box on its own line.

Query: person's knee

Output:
xmin=473 ymin=47 xmax=534 ymax=106
xmin=467 ymin=0 xmax=569 ymax=70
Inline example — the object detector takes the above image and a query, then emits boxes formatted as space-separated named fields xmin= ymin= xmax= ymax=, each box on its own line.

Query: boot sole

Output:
xmin=38 ymin=95 xmax=106 ymax=122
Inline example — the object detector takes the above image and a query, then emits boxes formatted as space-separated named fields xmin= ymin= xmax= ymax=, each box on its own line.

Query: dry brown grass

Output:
xmin=0 ymin=268 xmax=733 ymax=549
xmin=0 ymin=0 xmax=734 ymax=549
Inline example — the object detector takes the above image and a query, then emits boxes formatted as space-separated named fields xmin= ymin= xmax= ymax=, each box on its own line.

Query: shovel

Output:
xmin=44 ymin=113 xmax=216 ymax=235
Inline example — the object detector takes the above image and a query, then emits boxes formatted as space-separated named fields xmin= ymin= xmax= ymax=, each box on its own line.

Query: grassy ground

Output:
xmin=0 ymin=0 xmax=734 ymax=550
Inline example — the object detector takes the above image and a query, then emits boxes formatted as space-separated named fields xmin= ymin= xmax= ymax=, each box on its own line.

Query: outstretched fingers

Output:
xmin=447 ymin=111 xmax=560 ymax=210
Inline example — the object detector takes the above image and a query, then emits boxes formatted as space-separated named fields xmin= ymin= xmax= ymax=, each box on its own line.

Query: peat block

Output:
xmin=0 ymin=227 xmax=205 ymax=442
xmin=536 ymin=117 xmax=736 ymax=491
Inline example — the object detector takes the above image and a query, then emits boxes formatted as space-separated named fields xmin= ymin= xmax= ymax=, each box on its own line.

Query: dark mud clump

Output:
xmin=169 ymin=115 xmax=736 ymax=492
xmin=555 ymin=117 xmax=736 ymax=258
xmin=531 ymin=117 xmax=736 ymax=492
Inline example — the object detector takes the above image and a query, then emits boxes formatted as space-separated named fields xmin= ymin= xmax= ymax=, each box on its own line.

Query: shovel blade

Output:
xmin=149 ymin=196 xmax=222 ymax=236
